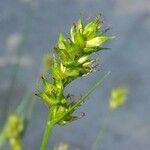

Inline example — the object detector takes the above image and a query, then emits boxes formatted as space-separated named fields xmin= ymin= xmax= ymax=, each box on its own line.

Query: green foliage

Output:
xmin=37 ymin=16 xmax=111 ymax=126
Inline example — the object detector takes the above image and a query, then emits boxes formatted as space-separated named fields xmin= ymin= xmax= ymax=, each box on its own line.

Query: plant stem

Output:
xmin=40 ymin=111 xmax=55 ymax=150
xmin=3 ymin=7 xmax=34 ymax=120
xmin=0 ymin=126 xmax=7 ymax=149
xmin=92 ymin=110 xmax=114 ymax=150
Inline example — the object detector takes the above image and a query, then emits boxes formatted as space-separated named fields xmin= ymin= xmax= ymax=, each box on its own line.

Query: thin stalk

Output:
xmin=91 ymin=109 xmax=114 ymax=150
xmin=0 ymin=127 xmax=7 ymax=149
xmin=40 ymin=111 xmax=55 ymax=150
xmin=16 ymin=62 xmax=44 ymax=118
xmin=3 ymin=8 xmax=34 ymax=120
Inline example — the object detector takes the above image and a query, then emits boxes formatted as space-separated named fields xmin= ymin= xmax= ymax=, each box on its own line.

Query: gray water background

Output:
xmin=0 ymin=0 xmax=150 ymax=149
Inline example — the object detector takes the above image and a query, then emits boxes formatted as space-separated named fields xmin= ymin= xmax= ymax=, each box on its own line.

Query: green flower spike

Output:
xmin=54 ymin=143 xmax=68 ymax=150
xmin=37 ymin=16 xmax=112 ymax=150
xmin=109 ymin=87 xmax=128 ymax=110
xmin=0 ymin=113 xmax=24 ymax=150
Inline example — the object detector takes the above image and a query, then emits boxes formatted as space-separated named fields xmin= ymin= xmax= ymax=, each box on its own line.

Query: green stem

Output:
xmin=92 ymin=110 xmax=114 ymax=150
xmin=0 ymin=126 xmax=7 ymax=149
xmin=40 ymin=111 xmax=55 ymax=150
xmin=3 ymin=7 xmax=34 ymax=120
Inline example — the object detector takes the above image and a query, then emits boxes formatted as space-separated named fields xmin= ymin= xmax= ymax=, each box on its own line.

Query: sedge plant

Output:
xmin=36 ymin=16 xmax=112 ymax=150
xmin=0 ymin=16 xmax=112 ymax=150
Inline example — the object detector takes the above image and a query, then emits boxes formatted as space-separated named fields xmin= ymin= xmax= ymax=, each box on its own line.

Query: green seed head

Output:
xmin=36 ymin=16 xmax=111 ymax=125
xmin=109 ymin=87 xmax=128 ymax=110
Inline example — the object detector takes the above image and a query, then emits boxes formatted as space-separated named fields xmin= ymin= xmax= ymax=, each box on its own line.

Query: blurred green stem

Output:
xmin=92 ymin=110 xmax=114 ymax=150
xmin=0 ymin=125 xmax=7 ymax=149
xmin=3 ymin=8 xmax=34 ymax=120
xmin=40 ymin=111 xmax=55 ymax=150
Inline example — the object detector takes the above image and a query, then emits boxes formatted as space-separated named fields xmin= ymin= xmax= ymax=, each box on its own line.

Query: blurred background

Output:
xmin=0 ymin=0 xmax=150 ymax=149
